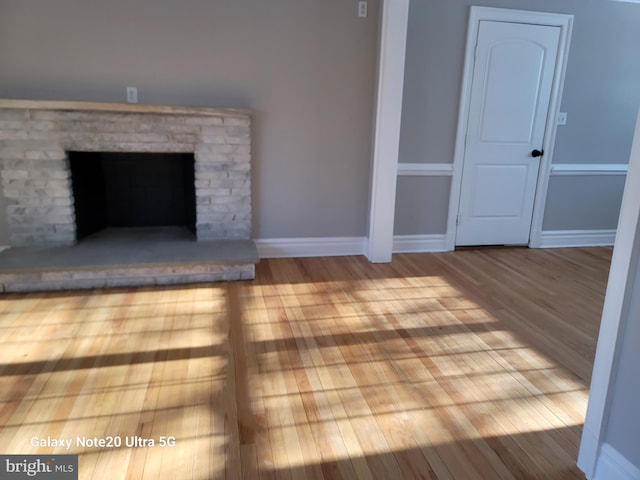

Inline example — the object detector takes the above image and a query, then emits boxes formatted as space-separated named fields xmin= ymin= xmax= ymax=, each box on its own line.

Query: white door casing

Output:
xmin=456 ymin=20 xmax=561 ymax=246
xmin=448 ymin=8 xmax=574 ymax=250
xmin=366 ymin=0 xmax=410 ymax=263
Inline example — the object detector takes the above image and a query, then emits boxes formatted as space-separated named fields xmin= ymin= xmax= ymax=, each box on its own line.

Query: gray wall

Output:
xmin=396 ymin=0 xmax=640 ymax=236
xmin=394 ymin=176 xmax=450 ymax=235
xmin=0 ymin=0 xmax=380 ymax=242
xmin=2 ymin=0 xmax=638 ymax=245
xmin=0 ymin=190 xmax=7 ymax=244
xmin=542 ymin=175 xmax=626 ymax=231
xmin=604 ymin=240 xmax=640 ymax=468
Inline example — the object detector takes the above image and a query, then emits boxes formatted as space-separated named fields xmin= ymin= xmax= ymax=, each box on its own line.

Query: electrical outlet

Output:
xmin=127 ymin=86 xmax=138 ymax=104
xmin=557 ymin=112 xmax=567 ymax=125
xmin=358 ymin=1 xmax=368 ymax=17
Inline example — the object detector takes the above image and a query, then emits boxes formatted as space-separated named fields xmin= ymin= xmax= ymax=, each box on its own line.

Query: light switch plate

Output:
xmin=127 ymin=87 xmax=138 ymax=104
xmin=557 ymin=112 xmax=567 ymax=125
xmin=358 ymin=1 xmax=368 ymax=17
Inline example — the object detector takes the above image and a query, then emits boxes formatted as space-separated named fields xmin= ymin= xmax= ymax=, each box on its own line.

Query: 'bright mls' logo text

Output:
xmin=0 ymin=455 xmax=77 ymax=479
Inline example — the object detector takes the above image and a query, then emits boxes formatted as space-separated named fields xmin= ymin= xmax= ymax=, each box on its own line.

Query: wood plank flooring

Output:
xmin=0 ymin=247 xmax=611 ymax=479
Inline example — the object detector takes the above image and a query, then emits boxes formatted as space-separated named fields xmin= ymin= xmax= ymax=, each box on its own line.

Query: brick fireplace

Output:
xmin=0 ymin=99 xmax=252 ymax=246
xmin=0 ymin=99 xmax=256 ymax=291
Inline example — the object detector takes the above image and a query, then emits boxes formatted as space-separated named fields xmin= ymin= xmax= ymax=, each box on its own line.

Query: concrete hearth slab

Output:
xmin=0 ymin=227 xmax=259 ymax=292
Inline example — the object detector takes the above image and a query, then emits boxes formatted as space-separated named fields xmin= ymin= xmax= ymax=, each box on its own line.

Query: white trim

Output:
xmin=397 ymin=163 xmax=454 ymax=176
xmin=537 ymin=229 xmax=616 ymax=248
xmin=393 ymin=234 xmax=448 ymax=253
xmin=578 ymin=108 xmax=640 ymax=478
xmin=449 ymin=7 xmax=574 ymax=251
xmin=593 ymin=444 xmax=640 ymax=480
xmin=255 ymin=237 xmax=366 ymax=259
xmin=0 ymin=246 xmax=9 ymax=253
xmin=551 ymin=163 xmax=628 ymax=176
xmin=366 ymin=0 xmax=410 ymax=263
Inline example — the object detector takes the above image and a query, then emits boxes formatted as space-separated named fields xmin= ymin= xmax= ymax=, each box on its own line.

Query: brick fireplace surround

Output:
xmin=0 ymin=99 xmax=256 ymax=291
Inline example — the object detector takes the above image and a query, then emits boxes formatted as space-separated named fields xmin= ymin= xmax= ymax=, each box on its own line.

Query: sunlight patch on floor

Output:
xmin=240 ymin=273 xmax=589 ymax=471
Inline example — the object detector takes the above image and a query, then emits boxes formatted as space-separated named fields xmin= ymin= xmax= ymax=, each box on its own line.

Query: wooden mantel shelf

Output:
xmin=0 ymin=98 xmax=251 ymax=118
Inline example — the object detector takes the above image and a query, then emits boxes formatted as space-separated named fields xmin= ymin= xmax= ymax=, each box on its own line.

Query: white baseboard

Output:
xmin=254 ymin=230 xmax=614 ymax=258
xmin=254 ymin=234 xmax=452 ymax=259
xmin=393 ymin=234 xmax=449 ymax=253
xmin=537 ymin=229 xmax=616 ymax=248
xmin=255 ymin=236 xmax=367 ymax=259
xmin=593 ymin=443 xmax=640 ymax=480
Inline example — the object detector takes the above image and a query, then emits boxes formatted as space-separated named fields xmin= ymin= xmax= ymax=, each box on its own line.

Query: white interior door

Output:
xmin=456 ymin=20 xmax=561 ymax=246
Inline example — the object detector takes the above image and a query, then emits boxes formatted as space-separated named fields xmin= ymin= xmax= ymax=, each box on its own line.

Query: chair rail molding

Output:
xmin=550 ymin=163 xmax=628 ymax=176
xmin=397 ymin=163 xmax=454 ymax=176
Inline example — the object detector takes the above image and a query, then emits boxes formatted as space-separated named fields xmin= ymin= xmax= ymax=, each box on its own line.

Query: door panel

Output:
xmin=471 ymin=164 xmax=530 ymax=218
xmin=480 ymin=41 xmax=546 ymax=143
xmin=456 ymin=20 xmax=561 ymax=246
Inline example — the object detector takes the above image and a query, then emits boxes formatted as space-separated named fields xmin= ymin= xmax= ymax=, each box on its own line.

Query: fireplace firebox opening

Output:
xmin=69 ymin=151 xmax=196 ymax=241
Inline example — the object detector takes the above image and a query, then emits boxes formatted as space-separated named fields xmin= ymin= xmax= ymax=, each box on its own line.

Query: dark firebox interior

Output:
xmin=68 ymin=151 xmax=196 ymax=240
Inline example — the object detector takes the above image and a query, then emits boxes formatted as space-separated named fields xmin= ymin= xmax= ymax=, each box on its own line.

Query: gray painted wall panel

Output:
xmin=394 ymin=176 xmax=450 ymax=235
xmin=553 ymin=2 xmax=640 ymax=166
xmin=0 ymin=0 xmax=380 ymax=240
xmin=542 ymin=175 xmax=625 ymax=231
xmin=398 ymin=1 xmax=464 ymax=166
xmin=0 ymin=192 xmax=7 ymax=244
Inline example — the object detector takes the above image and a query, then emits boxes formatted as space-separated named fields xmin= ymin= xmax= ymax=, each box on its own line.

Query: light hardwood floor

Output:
xmin=0 ymin=247 xmax=611 ymax=479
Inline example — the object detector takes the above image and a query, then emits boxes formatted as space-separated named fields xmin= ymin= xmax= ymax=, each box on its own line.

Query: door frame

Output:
xmin=577 ymin=107 xmax=640 ymax=480
xmin=366 ymin=0 xmax=410 ymax=263
xmin=448 ymin=7 xmax=574 ymax=250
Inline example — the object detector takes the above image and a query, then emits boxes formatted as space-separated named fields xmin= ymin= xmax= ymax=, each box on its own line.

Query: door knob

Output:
xmin=531 ymin=149 xmax=544 ymax=158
